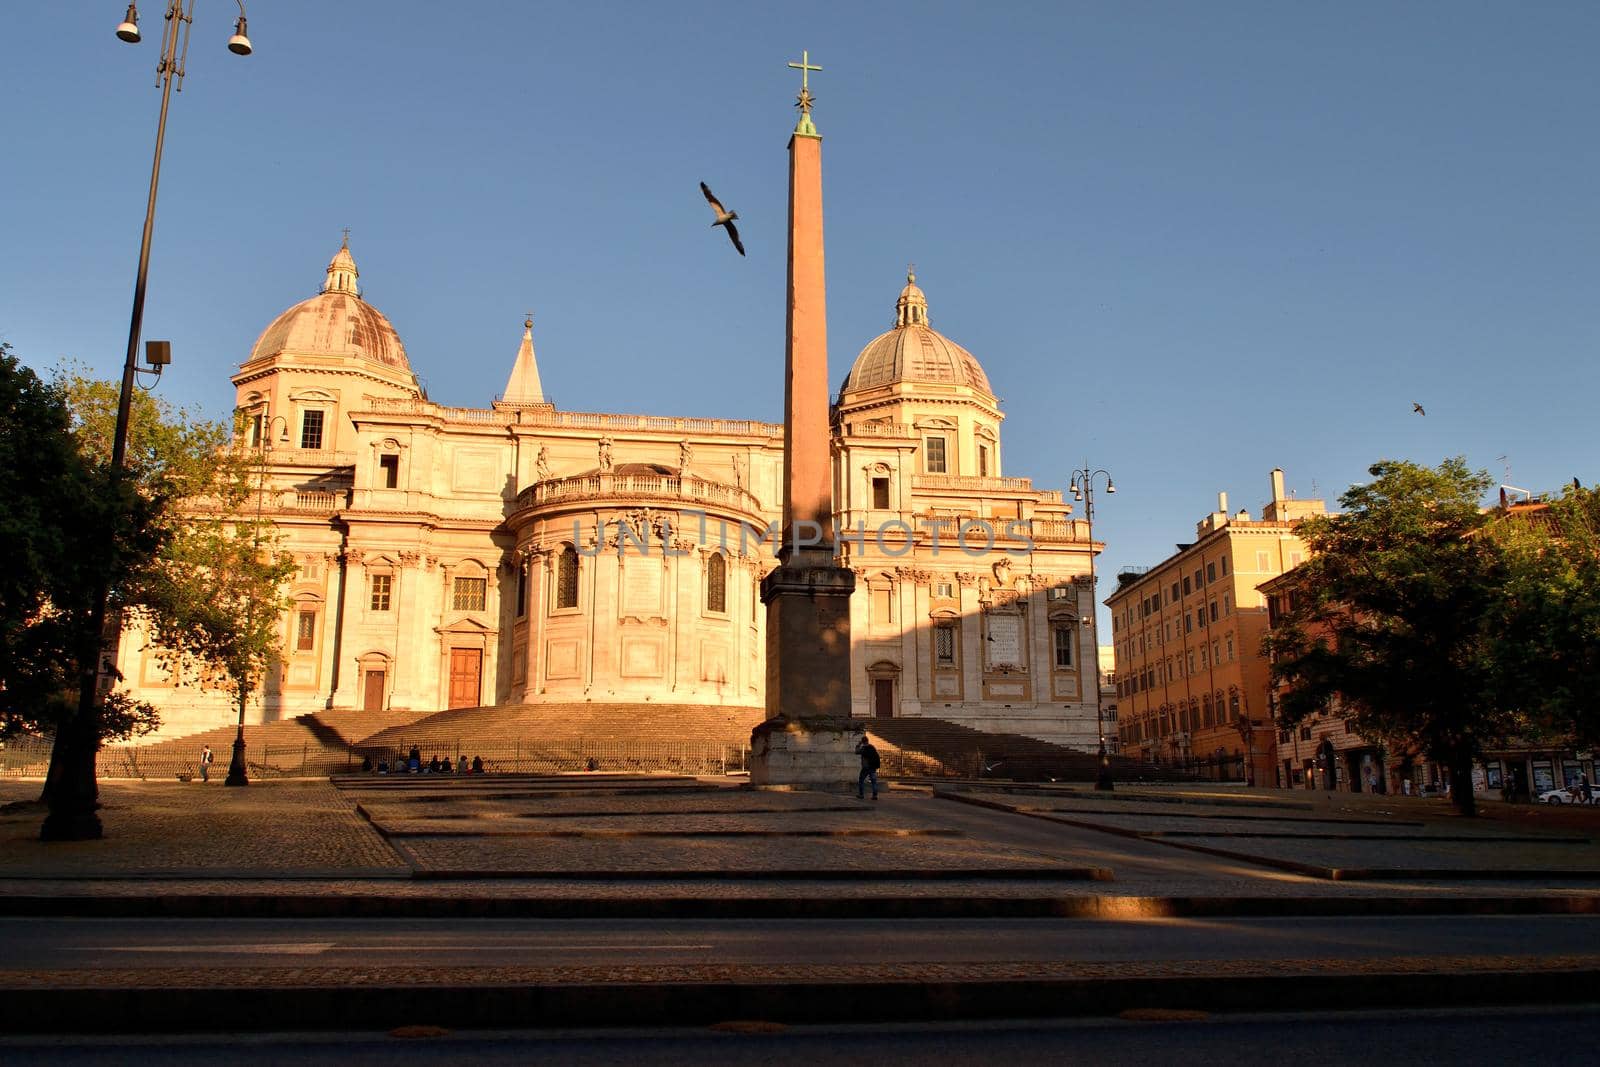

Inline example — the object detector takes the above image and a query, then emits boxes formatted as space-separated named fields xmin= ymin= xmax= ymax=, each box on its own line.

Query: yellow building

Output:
xmin=116 ymin=249 xmax=1105 ymax=749
xmin=1106 ymin=470 xmax=1324 ymax=783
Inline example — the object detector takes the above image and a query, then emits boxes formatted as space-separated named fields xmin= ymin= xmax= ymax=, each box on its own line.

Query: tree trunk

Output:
xmin=1449 ymin=749 xmax=1477 ymax=817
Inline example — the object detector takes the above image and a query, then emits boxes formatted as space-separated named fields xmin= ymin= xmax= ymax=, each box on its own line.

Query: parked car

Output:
xmin=1538 ymin=787 xmax=1582 ymax=805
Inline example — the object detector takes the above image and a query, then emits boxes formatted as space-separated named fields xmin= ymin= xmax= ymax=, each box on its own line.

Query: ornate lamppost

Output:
xmin=41 ymin=3 xmax=255 ymax=840
xmin=1069 ymin=464 xmax=1115 ymax=791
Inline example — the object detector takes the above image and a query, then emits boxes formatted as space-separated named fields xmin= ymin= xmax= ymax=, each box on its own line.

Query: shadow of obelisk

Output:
xmin=748 ymin=54 xmax=861 ymax=787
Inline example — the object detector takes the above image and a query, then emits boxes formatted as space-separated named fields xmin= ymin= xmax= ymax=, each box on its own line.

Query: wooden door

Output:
xmin=873 ymin=678 xmax=895 ymax=718
xmin=362 ymin=670 xmax=386 ymax=712
xmin=448 ymin=648 xmax=482 ymax=709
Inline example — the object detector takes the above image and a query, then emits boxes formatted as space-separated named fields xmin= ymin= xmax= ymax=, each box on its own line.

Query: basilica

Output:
xmin=116 ymin=241 xmax=1105 ymax=749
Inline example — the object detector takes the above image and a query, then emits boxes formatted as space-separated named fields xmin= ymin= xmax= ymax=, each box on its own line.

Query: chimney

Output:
xmin=1218 ymin=491 xmax=1228 ymax=514
xmin=1271 ymin=468 xmax=1286 ymax=505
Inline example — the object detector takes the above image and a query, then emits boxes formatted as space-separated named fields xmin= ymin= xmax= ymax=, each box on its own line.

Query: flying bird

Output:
xmin=1412 ymin=402 xmax=1426 ymax=416
xmin=700 ymin=181 xmax=744 ymax=256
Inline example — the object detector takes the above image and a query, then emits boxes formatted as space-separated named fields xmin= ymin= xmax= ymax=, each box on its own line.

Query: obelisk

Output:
xmin=749 ymin=51 xmax=860 ymax=787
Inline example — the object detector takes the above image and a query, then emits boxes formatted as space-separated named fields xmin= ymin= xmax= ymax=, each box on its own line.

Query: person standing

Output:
xmin=856 ymin=737 xmax=881 ymax=801
xmin=199 ymin=745 xmax=213 ymax=783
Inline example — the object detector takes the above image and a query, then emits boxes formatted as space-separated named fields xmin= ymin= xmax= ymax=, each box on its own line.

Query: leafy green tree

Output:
xmin=1263 ymin=459 xmax=1529 ymax=816
xmin=1489 ymin=484 xmax=1600 ymax=751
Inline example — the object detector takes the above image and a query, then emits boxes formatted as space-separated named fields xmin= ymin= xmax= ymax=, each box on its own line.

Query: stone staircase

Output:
xmin=863 ymin=716 xmax=1198 ymax=784
xmin=101 ymin=708 xmax=424 ymax=779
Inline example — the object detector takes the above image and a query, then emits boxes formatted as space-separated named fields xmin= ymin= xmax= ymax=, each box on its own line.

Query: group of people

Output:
xmin=361 ymin=746 xmax=484 ymax=776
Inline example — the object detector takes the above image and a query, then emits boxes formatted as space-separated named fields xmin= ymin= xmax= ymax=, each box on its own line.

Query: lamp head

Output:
xmin=116 ymin=3 xmax=141 ymax=43
xmin=227 ymin=16 xmax=252 ymax=55
xmin=1106 ymin=479 xmax=1116 ymax=494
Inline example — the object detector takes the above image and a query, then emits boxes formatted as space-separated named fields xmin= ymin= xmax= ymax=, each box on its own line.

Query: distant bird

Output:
xmin=1412 ymin=402 xmax=1426 ymax=416
xmin=700 ymin=181 xmax=744 ymax=256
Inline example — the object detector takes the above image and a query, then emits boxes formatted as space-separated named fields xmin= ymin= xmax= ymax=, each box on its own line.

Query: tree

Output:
xmin=1262 ymin=459 xmax=1530 ymax=816
xmin=1489 ymin=484 xmax=1600 ymax=751
xmin=0 ymin=356 xmax=291 ymax=837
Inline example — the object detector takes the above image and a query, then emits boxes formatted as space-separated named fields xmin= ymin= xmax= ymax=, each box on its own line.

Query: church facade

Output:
xmin=116 ymin=243 xmax=1105 ymax=749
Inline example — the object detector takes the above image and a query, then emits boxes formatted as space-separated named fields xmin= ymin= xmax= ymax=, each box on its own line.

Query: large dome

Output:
xmin=841 ymin=271 xmax=993 ymax=398
xmin=246 ymin=241 xmax=411 ymax=372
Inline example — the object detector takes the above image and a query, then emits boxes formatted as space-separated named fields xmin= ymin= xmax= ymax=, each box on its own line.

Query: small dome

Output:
xmin=841 ymin=270 xmax=993 ymax=397
xmin=246 ymin=240 xmax=412 ymax=372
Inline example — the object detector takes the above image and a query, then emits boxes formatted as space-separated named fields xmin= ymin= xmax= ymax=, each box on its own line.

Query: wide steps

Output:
xmin=864 ymin=716 xmax=1196 ymax=783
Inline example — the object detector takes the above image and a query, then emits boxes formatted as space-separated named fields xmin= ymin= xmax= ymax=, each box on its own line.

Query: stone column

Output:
xmin=749 ymin=107 xmax=860 ymax=788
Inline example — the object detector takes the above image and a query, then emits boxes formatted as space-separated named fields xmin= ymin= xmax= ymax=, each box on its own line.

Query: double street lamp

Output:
xmin=1070 ymin=465 xmax=1115 ymax=791
xmin=41 ymin=3 xmax=255 ymax=840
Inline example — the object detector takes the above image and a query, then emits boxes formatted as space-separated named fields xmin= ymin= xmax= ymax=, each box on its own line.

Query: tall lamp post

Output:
xmin=1069 ymin=464 xmax=1115 ymax=791
xmin=225 ymin=409 xmax=285 ymax=787
xmin=40 ymin=3 xmax=254 ymax=840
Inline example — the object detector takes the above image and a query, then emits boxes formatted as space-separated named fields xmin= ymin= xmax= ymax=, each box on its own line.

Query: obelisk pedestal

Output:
xmin=749 ymin=59 xmax=862 ymax=788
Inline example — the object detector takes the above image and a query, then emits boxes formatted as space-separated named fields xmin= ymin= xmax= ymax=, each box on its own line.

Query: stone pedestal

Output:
xmin=748 ymin=716 xmax=863 ymax=789
xmin=749 ymin=550 xmax=857 ymax=786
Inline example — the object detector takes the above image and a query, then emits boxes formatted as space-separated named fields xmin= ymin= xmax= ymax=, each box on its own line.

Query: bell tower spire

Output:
xmin=323 ymin=232 xmax=360 ymax=296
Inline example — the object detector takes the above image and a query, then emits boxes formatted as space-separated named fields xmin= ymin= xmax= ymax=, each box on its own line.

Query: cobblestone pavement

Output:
xmin=0 ymin=781 xmax=405 ymax=877
xmin=3 ymin=952 xmax=1594 ymax=988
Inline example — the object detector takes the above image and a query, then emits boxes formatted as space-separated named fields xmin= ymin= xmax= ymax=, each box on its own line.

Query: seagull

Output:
xmin=700 ymin=182 xmax=744 ymax=256
xmin=1412 ymin=402 xmax=1426 ymax=416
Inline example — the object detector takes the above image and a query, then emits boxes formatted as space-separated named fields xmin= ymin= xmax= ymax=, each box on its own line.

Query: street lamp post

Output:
xmin=1069 ymin=463 xmax=1115 ymax=791
xmin=40 ymin=3 xmax=253 ymax=840
xmin=225 ymin=409 xmax=284 ymax=787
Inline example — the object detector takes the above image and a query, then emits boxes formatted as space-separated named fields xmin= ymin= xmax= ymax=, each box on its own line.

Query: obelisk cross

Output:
xmin=788 ymin=50 xmax=821 ymax=135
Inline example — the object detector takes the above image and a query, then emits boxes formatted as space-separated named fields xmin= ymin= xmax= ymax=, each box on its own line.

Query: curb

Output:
xmin=0 ymin=893 xmax=1594 ymax=919
xmin=2 ymin=969 xmax=1596 ymax=1034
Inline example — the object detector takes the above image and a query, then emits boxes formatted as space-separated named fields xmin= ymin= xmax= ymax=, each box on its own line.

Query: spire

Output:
xmin=501 ymin=313 xmax=546 ymax=405
xmin=323 ymin=232 xmax=360 ymax=296
xmin=895 ymin=266 xmax=929 ymax=327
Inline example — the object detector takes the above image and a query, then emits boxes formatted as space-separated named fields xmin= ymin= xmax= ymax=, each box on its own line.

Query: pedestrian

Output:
xmin=856 ymin=736 xmax=880 ymax=801
xmin=457 ymin=754 xmax=468 ymax=774
xmin=408 ymin=746 xmax=421 ymax=774
xmin=199 ymin=745 xmax=214 ymax=783
xmin=1402 ymin=778 xmax=1412 ymax=797
xmin=471 ymin=755 xmax=484 ymax=774
xmin=1365 ymin=770 xmax=1377 ymax=794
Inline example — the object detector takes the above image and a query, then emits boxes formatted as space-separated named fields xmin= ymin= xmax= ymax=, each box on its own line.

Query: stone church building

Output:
xmin=116 ymin=242 xmax=1104 ymax=749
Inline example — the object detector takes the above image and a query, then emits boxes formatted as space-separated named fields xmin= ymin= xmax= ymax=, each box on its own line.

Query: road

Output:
xmin=4 ymin=914 xmax=1597 ymax=970
xmin=1 ymin=1008 xmax=1596 ymax=1065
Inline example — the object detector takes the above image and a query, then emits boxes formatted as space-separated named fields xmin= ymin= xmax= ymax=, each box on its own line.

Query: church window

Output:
xmin=299 ymin=409 xmax=325 ymax=451
xmin=706 ymin=553 xmax=727 ymax=613
xmin=871 ymin=584 xmax=893 ymax=625
xmin=872 ymin=477 xmax=890 ymax=509
xmin=977 ymin=444 xmax=990 ymax=478
xmin=923 ymin=436 xmax=947 ymax=474
xmin=295 ymin=610 xmax=316 ymax=651
xmin=379 ymin=454 xmax=399 ymax=489
xmin=1052 ymin=625 xmax=1074 ymax=669
xmin=452 ymin=577 xmax=487 ymax=612
xmin=936 ymin=581 xmax=955 ymax=599
xmin=515 ymin=563 xmax=528 ymax=618
xmin=370 ymin=574 xmax=392 ymax=612
xmin=1048 ymin=585 xmax=1070 ymax=601
xmin=556 ymin=547 xmax=579 ymax=609
xmin=934 ymin=623 xmax=956 ymax=666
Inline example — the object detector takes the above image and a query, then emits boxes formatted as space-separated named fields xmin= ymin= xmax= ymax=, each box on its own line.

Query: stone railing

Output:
xmin=515 ymin=472 xmax=762 ymax=515
xmin=267 ymin=448 xmax=356 ymax=468
xmin=282 ymin=489 xmax=347 ymax=512
xmin=913 ymin=474 xmax=1036 ymax=493
xmin=839 ymin=421 xmax=916 ymax=438
xmin=364 ymin=397 xmax=782 ymax=438
xmin=1030 ymin=519 xmax=1093 ymax=543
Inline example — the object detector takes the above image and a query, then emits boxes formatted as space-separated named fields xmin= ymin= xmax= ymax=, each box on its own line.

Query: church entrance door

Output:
xmin=448 ymin=648 xmax=482 ymax=709
xmin=363 ymin=670 xmax=386 ymax=712
xmin=873 ymin=679 xmax=895 ymax=718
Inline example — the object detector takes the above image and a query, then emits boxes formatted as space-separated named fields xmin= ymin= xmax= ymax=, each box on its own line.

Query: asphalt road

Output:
xmin=1 ymin=1008 xmax=1596 ymax=1065
xmin=4 ymin=914 xmax=1597 ymax=970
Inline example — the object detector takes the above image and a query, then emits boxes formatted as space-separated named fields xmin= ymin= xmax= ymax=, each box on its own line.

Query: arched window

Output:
xmin=706 ymin=553 xmax=727 ymax=613
xmin=556 ymin=546 xmax=579 ymax=609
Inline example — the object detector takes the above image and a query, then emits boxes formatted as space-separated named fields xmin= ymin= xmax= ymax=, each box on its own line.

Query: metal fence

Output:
xmin=354 ymin=739 xmax=750 ymax=777
xmin=0 ymin=734 xmax=54 ymax=779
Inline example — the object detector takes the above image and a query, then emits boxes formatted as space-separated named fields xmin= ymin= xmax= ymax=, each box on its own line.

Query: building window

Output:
xmin=934 ymin=623 xmax=956 ymax=666
xmin=1258 ymin=550 xmax=1270 ymax=571
xmin=1289 ymin=551 xmax=1304 ymax=568
xmin=924 ymin=436 xmax=947 ymax=474
xmin=1182 ymin=575 xmax=1192 ymax=596
xmin=1229 ymin=692 xmax=1241 ymax=720
xmin=1053 ymin=625 xmax=1074 ymax=669
xmin=295 ymin=610 xmax=316 ymax=651
xmin=1300 ymin=724 xmax=1312 ymax=740
xmin=977 ymin=444 xmax=990 ymax=477
xmin=1170 ymin=581 xmax=1180 ymax=602
xmin=452 ymin=576 xmax=487 ymax=612
xmin=936 ymin=581 xmax=955 ymax=599
xmin=379 ymin=454 xmax=400 ymax=488
xmin=1194 ymin=568 xmax=1203 ymax=589
xmin=1225 ymin=633 xmax=1234 ymax=661
xmin=1206 ymin=561 xmax=1217 ymax=583
xmin=706 ymin=553 xmax=727 ymax=613
xmin=1220 ymin=556 xmax=1229 ymax=576
xmin=872 ymin=477 xmax=890 ymax=509
xmin=1209 ymin=601 xmax=1219 ymax=623
xmin=556 ymin=547 xmax=579 ymax=609
xmin=299 ymin=409 xmax=325 ymax=451
xmin=1185 ymin=613 xmax=1194 ymax=634
xmin=369 ymin=573 xmax=392 ymax=612
xmin=515 ymin=563 xmax=528 ymax=618
xmin=871 ymin=585 xmax=893 ymax=625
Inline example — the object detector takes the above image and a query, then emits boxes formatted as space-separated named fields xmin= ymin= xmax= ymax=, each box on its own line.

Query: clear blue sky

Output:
xmin=4 ymin=2 xmax=1597 ymax=632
